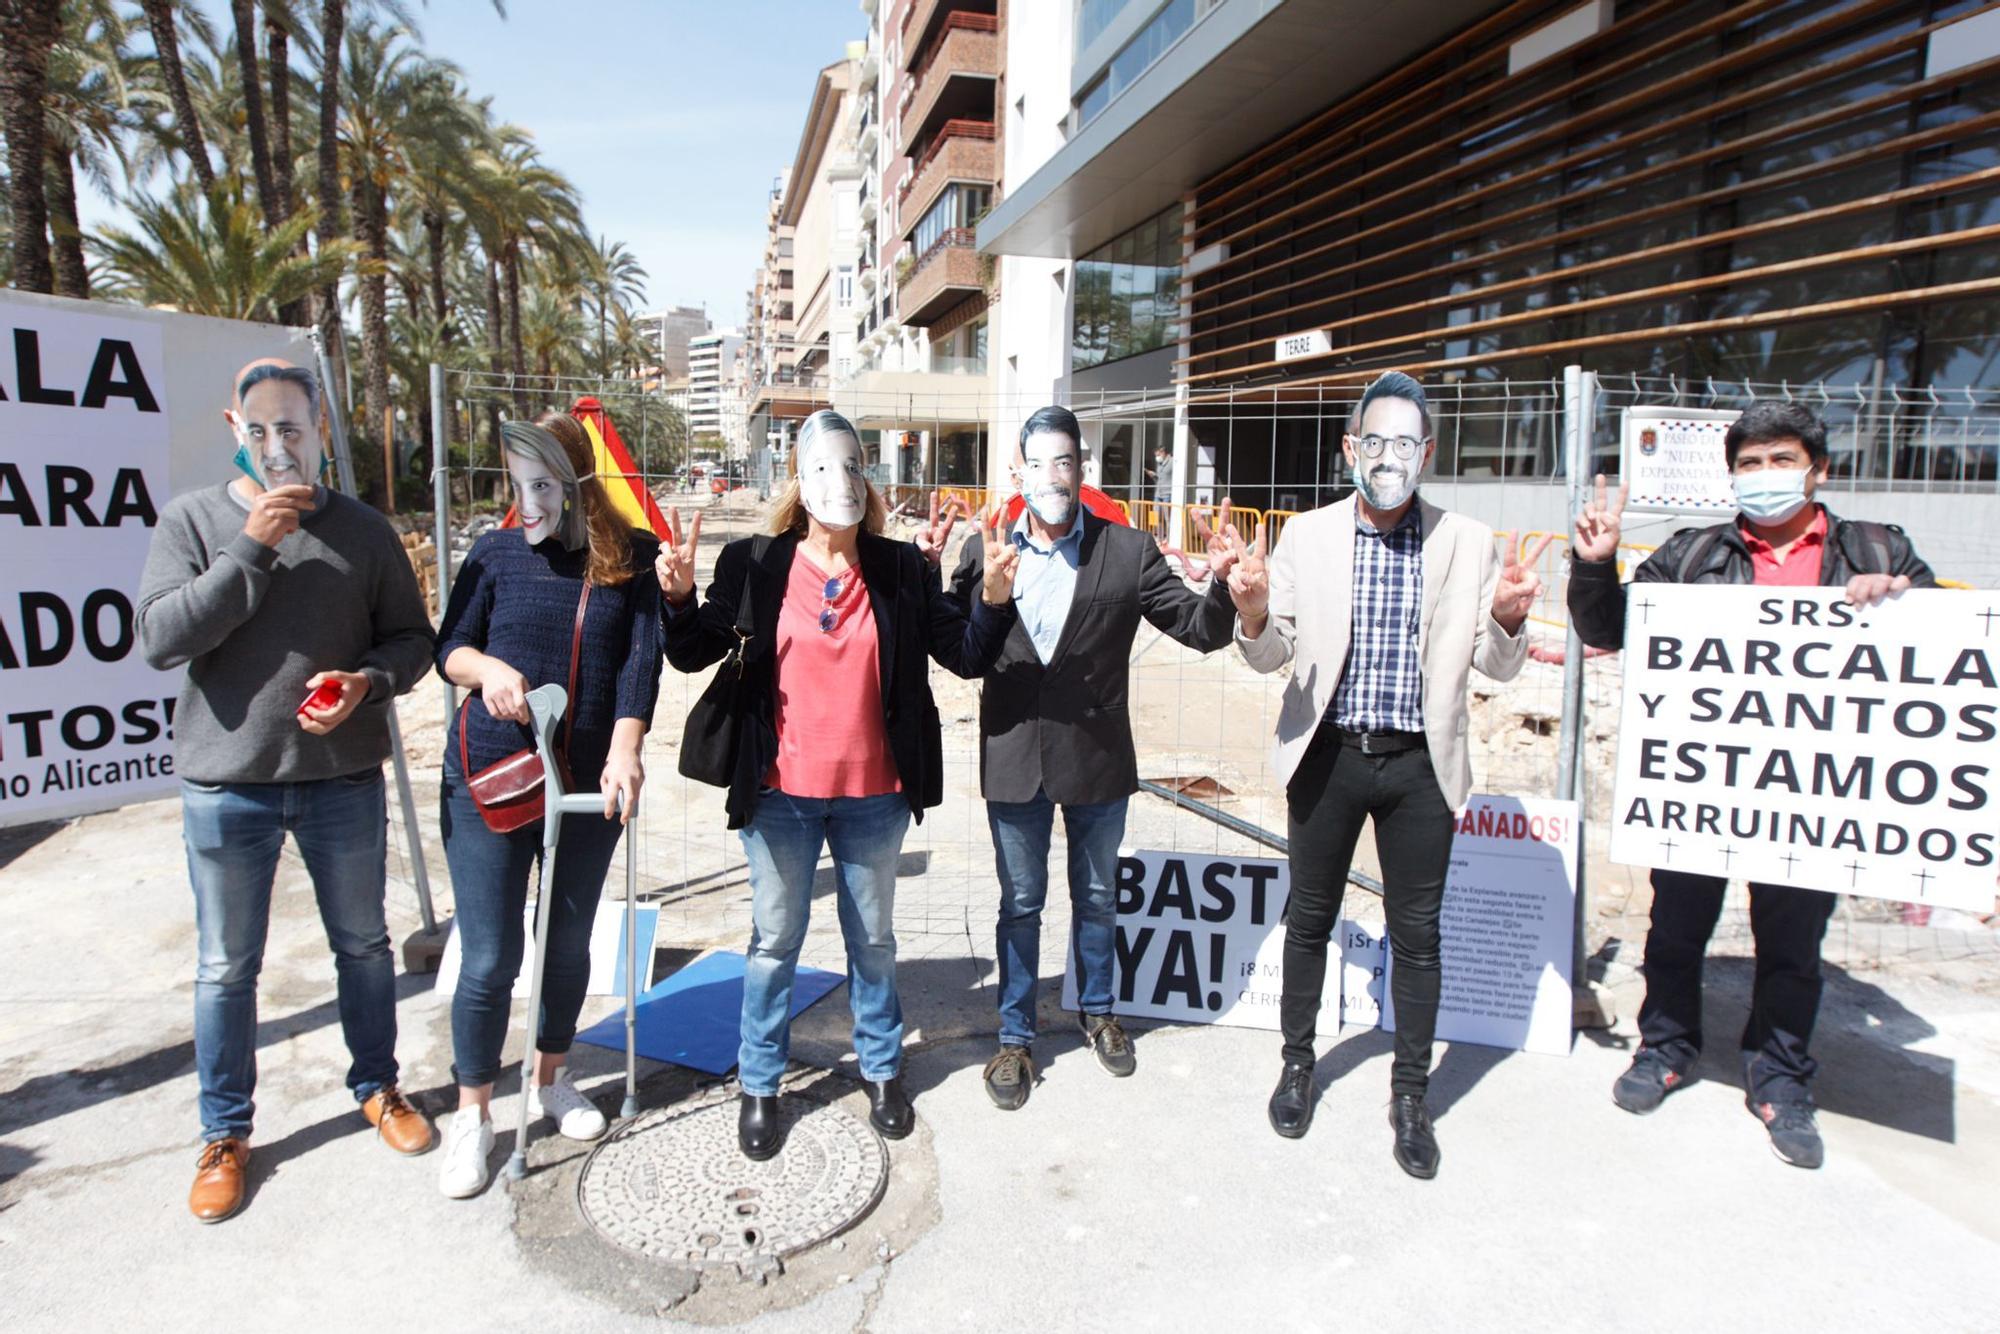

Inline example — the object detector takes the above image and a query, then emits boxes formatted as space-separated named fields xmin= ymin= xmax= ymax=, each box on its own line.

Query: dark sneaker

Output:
xmin=1079 ymin=1013 xmax=1136 ymax=1078
xmin=1611 ymin=1047 xmax=1694 ymax=1115
xmin=983 ymin=1045 xmax=1035 ymax=1111
xmin=1750 ymin=1097 xmax=1825 ymax=1169
xmin=1267 ymin=1062 xmax=1315 ymax=1139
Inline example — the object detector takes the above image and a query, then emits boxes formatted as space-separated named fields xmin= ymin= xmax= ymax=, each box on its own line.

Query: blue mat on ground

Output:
xmin=572 ymin=949 xmax=845 ymax=1075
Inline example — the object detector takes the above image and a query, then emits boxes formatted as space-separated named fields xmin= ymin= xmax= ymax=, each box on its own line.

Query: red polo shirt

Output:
xmin=1741 ymin=506 xmax=1827 ymax=587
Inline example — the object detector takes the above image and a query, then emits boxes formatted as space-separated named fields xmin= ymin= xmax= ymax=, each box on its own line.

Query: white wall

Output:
xmin=990 ymin=0 xmax=1076 ymax=489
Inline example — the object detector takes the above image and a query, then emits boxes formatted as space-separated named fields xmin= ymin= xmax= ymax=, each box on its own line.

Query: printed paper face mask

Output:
xmin=1016 ymin=430 xmax=1078 ymax=526
xmin=797 ymin=425 xmax=867 ymax=530
xmin=507 ymin=451 xmax=570 ymax=546
xmin=1733 ymin=467 xmax=1812 ymax=525
xmin=229 ymin=381 xmax=325 ymax=491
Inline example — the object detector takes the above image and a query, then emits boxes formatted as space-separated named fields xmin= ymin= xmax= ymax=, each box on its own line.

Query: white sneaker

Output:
xmin=530 ymin=1069 xmax=608 ymax=1141
xmin=437 ymin=1106 xmax=494 ymax=1199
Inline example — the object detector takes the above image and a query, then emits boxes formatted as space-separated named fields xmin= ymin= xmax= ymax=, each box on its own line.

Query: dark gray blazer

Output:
xmin=946 ymin=512 xmax=1236 ymax=805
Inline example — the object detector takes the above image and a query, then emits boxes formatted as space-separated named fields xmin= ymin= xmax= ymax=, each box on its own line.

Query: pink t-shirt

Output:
xmin=765 ymin=552 xmax=901 ymax=798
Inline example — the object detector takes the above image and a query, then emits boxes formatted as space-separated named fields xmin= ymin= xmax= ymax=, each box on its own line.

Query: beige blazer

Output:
xmin=1235 ymin=495 xmax=1528 ymax=809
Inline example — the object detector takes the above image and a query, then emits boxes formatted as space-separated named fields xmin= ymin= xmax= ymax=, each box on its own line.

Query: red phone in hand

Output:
xmin=297 ymin=679 xmax=344 ymax=717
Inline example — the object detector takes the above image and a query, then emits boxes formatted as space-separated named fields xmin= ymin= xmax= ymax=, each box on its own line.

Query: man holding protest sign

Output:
xmin=1568 ymin=399 xmax=1937 ymax=1169
xmin=137 ymin=359 xmax=437 ymax=1221
xmin=1220 ymin=372 xmax=1537 ymax=1178
xmin=943 ymin=405 xmax=1239 ymax=1111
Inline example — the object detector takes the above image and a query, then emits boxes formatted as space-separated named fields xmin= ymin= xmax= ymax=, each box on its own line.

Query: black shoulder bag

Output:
xmin=677 ymin=538 xmax=766 ymax=786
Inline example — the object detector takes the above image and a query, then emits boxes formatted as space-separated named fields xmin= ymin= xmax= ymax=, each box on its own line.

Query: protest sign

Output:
xmin=1067 ymin=800 xmax=1576 ymax=1055
xmin=1620 ymin=407 xmax=1737 ymax=514
xmin=0 ymin=291 xmax=310 ymax=825
xmin=1343 ymin=795 xmax=1577 ymax=1058
xmin=1059 ymin=849 xmax=1336 ymax=1033
xmin=1608 ymin=585 xmax=1999 ymax=911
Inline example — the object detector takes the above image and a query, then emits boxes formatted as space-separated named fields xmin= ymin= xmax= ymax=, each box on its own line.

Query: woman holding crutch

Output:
xmin=433 ymin=413 xmax=662 ymax=1199
xmin=658 ymin=409 xmax=1017 ymax=1160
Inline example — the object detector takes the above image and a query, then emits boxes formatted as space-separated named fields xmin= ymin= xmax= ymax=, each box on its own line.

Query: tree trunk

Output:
xmin=484 ymin=254 xmax=505 ymax=449
xmin=425 ymin=209 xmax=449 ymax=329
xmin=313 ymin=0 xmax=348 ymax=390
xmin=268 ymin=14 xmax=307 ymax=326
xmin=0 ymin=0 xmax=61 ymax=294
xmin=230 ymin=0 xmax=282 ymax=233
xmin=45 ymin=144 xmax=89 ymax=298
xmin=354 ymin=171 xmax=392 ymax=508
xmin=503 ymin=241 xmax=527 ymax=417
xmin=138 ymin=0 xmax=217 ymax=196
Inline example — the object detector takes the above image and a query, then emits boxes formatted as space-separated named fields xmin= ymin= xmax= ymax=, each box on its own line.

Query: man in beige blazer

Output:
xmin=1215 ymin=371 xmax=1545 ymax=1179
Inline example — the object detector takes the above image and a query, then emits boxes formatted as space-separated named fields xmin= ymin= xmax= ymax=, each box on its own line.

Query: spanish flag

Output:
xmin=499 ymin=398 xmax=669 ymax=540
xmin=571 ymin=396 xmax=669 ymax=539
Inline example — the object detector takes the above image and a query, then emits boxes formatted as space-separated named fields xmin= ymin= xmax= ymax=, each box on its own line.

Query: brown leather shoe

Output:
xmin=188 ymin=1138 xmax=250 ymax=1223
xmin=362 ymin=1086 xmax=434 ymax=1155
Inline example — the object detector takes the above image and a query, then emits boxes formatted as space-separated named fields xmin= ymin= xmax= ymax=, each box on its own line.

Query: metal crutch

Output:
xmin=504 ymin=683 xmax=643 ymax=1181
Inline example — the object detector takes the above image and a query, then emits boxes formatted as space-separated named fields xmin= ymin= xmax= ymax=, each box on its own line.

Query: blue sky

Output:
xmin=80 ymin=1 xmax=868 ymax=329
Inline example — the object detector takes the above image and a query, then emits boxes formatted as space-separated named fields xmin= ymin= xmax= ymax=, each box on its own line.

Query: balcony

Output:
xmin=901 ymin=0 xmax=996 ymax=69
xmin=899 ymin=228 xmax=985 ymax=327
xmin=900 ymin=15 xmax=998 ymax=149
xmin=897 ymin=119 xmax=996 ymax=232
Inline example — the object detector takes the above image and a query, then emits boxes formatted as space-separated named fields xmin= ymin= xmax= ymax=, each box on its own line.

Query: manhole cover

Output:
xmin=577 ymin=1093 xmax=888 ymax=1271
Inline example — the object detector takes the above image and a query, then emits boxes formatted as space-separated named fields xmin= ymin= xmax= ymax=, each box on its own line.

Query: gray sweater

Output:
xmin=137 ymin=482 xmax=436 ymax=784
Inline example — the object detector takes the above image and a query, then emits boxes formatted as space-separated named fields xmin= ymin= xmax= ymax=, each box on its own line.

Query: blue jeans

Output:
xmin=988 ymin=788 xmax=1129 ymax=1049
xmin=182 ymin=770 xmax=397 ymax=1142
xmin=439 ymin=752 xmax=624 ymax=1087
xmin=737 ymin=789 xmax=910 ymax=1097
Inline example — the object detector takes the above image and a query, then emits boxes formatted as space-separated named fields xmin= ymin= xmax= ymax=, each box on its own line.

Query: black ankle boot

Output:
xmin=738 ymin=1093 xmax=783 ymax=1161
xmin=866 ymin=1076 xmax=913 ymax=1139
xmin=1389 ymin=1094 xmax=1439 ymax=1179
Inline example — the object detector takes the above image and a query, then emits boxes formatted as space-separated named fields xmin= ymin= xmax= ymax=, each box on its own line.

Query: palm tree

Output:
xmin=136 ymin=0 xmax=217 ymax=194
xmin=1 ymin=0 xmax=65 ymax=292
xmin=337 ymin=17 xmax=471 ymax=465
xmin=589 ymin=233 xmax=648 ymax=374
xmin=227 ymin=0 xmax=284 ymax=233
xmin=470 ymin=133 xmax=582 ymax=411
xmin=45 ymin=1 xmax=144 ymax=299
xmin=92 ymin=182 xmax=355 ymax=320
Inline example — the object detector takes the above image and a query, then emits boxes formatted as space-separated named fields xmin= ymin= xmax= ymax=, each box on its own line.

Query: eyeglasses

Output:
xmin=1355 ymin=434 xmax=1426 ymax=460
xmin=818 ymin=574 xmax=844 ymax=633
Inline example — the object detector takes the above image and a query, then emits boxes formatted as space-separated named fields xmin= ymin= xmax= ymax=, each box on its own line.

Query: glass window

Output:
xmin=1077 ymin=0 xmax=1197 ymax=127
xmin=1078 ymin=0 xmax=1136 ymax=53
xmin=1073 ymin=203 xmax=1184 ymax=370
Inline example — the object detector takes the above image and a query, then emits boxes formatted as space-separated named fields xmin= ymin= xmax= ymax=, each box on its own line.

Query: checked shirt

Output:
xmin=1328 ymin=505 xmax=1425 ymax=734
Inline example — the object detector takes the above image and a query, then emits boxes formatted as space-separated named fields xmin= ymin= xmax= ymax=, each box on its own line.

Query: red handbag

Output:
xmin=459 ymin=583 xmax=590 ymax=833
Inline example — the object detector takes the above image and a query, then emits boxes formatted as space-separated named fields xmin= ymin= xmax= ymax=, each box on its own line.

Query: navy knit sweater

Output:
xmin=438 ymin=527 xmax=664 ymax=782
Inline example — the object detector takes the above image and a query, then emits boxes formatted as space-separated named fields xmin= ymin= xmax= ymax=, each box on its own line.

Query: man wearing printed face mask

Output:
xmin=1568 ymin=399 xmax=1936 ymax=1170
xmin=1219 ymin=371 xmax=1541 ymax=1177
xmin=943 ymin=406 xmax=1239 ymax=1110
xmin=137 ymin=359 xmax=438 ymax=1222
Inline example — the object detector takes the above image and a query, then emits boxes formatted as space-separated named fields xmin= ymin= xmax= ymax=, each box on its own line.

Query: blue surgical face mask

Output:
xmin=1733 ymin=468 xmax=1811 ymax=525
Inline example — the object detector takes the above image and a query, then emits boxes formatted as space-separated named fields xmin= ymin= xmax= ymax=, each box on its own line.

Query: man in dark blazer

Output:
xmin=945 ymin=406 xmax=1238 ymax=1110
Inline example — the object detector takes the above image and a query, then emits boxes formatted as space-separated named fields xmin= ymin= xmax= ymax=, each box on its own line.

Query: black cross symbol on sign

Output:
xmin=1911 ymin=867 xmax=1935 ymax=898
xmin=1660 ymin=836 xmax=1678 ymax=862
xmin=1979 ymin=607 xmax=2000 ymax=638
xmin=1779 ymin=851 xmax=1801 ymax=877
xmin=1845 ymin=860 xmax=1866 ymax=888
xmin=1635 ymin=596 xmax=1656 ymax=625
xmin=1718 ymin=844 xmax=1738 ymax=870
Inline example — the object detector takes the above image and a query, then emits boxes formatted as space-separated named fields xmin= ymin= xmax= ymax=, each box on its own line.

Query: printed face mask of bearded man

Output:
xmin=1014 ymin=407 xmax=1082 ymax=528
xmin=1342 ymin=372 xmax=1437 ymax=514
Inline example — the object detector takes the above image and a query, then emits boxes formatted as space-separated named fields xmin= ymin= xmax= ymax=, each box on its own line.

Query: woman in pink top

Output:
xmin=659 ymin=411 xmax=1018 ymax=1160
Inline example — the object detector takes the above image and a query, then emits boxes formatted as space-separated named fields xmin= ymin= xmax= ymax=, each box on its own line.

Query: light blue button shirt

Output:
xmin=1009 ymin=507 xmax=1085 ymax=663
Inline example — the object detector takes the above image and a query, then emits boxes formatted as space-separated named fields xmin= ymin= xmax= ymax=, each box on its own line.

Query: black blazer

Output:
xmin=947 ymin=512 xmax=1236 ymax=805
xmin=664 ymin=529 xmax=1016 ymax=829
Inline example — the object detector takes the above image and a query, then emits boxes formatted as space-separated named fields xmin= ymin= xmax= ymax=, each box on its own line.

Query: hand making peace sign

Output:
xmin=1573 ymin=473 xmax=1628 ymax=564
xmin=1191 ymin=497 xmax=1250 ymax=583
xmin=1492 ymin=534 xmax=1554 ymax=632
xmin=654 ymin=505 xmax=703 ymax=606
xmin=913 ymin=490 xmax=960 ymax=568
xmin=979 ymin=506 xmax=1020 ymax=606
